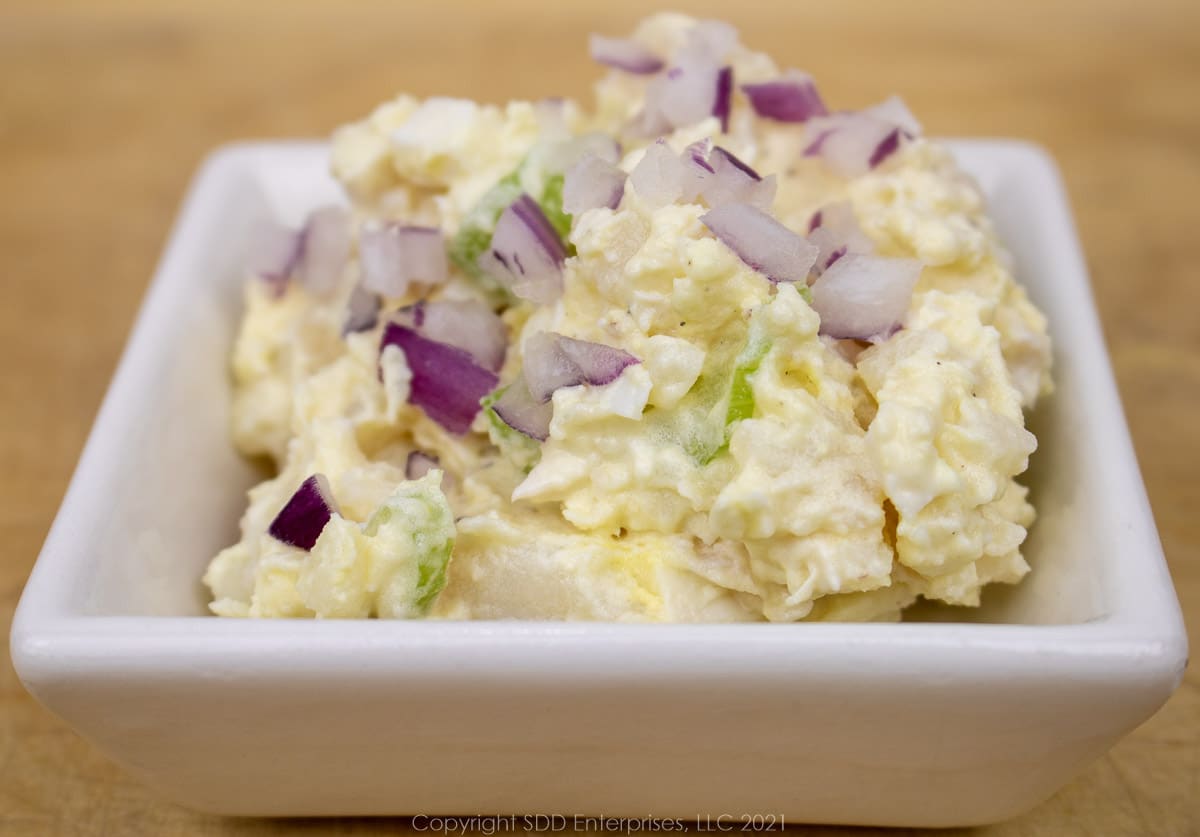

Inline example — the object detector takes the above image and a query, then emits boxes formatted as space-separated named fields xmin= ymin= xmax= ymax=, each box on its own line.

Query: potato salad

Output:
xmin=204 ymin=13 xmax=1052 ymax=622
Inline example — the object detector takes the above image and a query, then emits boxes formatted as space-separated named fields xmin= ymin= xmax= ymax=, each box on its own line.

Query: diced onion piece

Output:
xmin=268 ymin=474 xmax=339 ymax=551
xmin=807 ymin=202 xmax=875 ymax=276
xmin=588 ymin=34 xmax=664 ymax=74
xmin=705 ymin=145 xmax=776 ymax=210
xmin=684 ymin=138 xmax=716 ymax=174
xmin=405 ymin=450 xmax=440 ymax=480
xmin=630 ymin=140 xmax=688 ymax=206
xmin=701 ymin=203 xmax=818 ymax=284
xmin=658 ymin=63 xmax=721 ymax=130
xmin=522 ymin=332 xmax=640 ymax=403
xmin=563 ymin=153 xmax=627 ymax=216
xmin=342 ymin=281 xmax=381 ymax=334
xmin=711 ymin=145 xmax=760 ymax=180
xmin=491 ymin=376 xmax=554 ymax=442
xmin=673 ymin=141 xmax=776 ymax=210
xmin=679 ymin=138 xmax=716 ymax=201
xmin=247 ymin=221 xmax=302 ymax=296
xmin=863 ymin=95 xmax=922 ymax=136
xmin=801 ymin=95 xmax=923 ymax=177
xmin=417 ymin=299 xmax=508 ymax=373
xmin=380 ymin=322 xmax=499 ymax=435
xmin=741 ymin=70 xmax=827 ymax=122
xmin=810 ymin=254 xmax=922 ymax=341
xmin=247 ymin=206 xmax=351 ymax=298
xmin=652 ymin=19 xmax=734 ymax=131
xmin=482 ymin=195 xmax=566 ymax=304
xmin=714 ymin=66 xmax=733 ymax=133
xmin=360 ymin=224 xmax=448 ymax=297
xmin=649 ymin=21 xmax=736 ymax=132
xmin=297 ymin=206 xmax=351 ymax=296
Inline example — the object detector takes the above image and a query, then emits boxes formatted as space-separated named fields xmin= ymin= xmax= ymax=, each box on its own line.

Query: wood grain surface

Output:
xmin=1 ymin=1 xmax=1197 ymax=834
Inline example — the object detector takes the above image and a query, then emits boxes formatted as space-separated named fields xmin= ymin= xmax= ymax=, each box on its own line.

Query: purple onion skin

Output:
xmin=712 ymin=146 xmax=761 ymax=181
xmin=510 ymin=194 xmax=567 ymax=268
xmin=802 ymin=129 xmax=834 ymax=157
xmin=741 ymin=79 xmax=828 ymax=122
xmin=824 ymin=246 xmax=848 ymax=271
xmin=808 ymin=210 xmax=824 ymax=233
xmin=868 ymin=128 xmax=902 ymax=168
xmin=714 ymin=66 xmax=733 ymax=133
xmin=268 ymin=475 xmax=335 ymax=551
xmin=380 ymin=323 xmax=499 ymax=435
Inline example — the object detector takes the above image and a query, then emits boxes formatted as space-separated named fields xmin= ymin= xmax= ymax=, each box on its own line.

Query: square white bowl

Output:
xmin=10 ymin=140 xmax=1187 ymax=827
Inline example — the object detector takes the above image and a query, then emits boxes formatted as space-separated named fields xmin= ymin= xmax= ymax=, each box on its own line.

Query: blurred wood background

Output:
xmin=1 ymin=0 xmax=1197 ymax=834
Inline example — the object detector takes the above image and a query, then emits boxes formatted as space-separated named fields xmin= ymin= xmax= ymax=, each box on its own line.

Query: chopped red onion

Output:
xmin=633 ymin=139 xmax=775 ymax=210
xmin=705 ymin=145 xmax=776 ymax=210
xmin=523 ymin=332 xmax=640 ymax=403
xmin=863 ymin=95 xmax=922 ymax=137
xmin=563 ymin=153 xmax=627 ymax=216
xmin=679 ymin=138 xmax=716 ymax=201
xmin=714 ymin=66 xmax=733 ymax=133
xmin=711 ymin=146 xmax=759 ymax=180
xmin=701 ymin=203 xmax=818 ymax=284
xmin=268 ymin=474 xmax=339 ymax=551
xmin=380 ymin=322 xmax=499 ymax=435
xmin=342 ymin=281 xmax=381 ymax=334
xmin=807 ymin=202 xmax=874 ymax=277
xmin=405 ymin=450 xmax=440 ymax=480
xmin=685 ymin=138 xmax=716 ymax=174
xmin=630 ymin=140 xmax=688 ymax=206
xmin=588 ymin=35 xmax=664 ymax=74
xmin=482 ymin=194 xmax=566 ymax=304
xmin=801 ymin=96 xmax=923 ymax=177
xmin=741 ymin=70 xmax=827 ymax=122
xmin=822 ymin=246 xmax=848 ymax=272
xmin=658 ymin=64 xmax=721 ymax=130
xmin=248 ymin=221 xmax=303 ymax=296
xmin=868 ymin=128 xmax=902 ymax=168
xmin=297 ymin=206 xmax=351 ymax=296
xmin=810 ymin=254 xmax=921 ymax=341
xmin=491 ymin=375 xmax=553 ymax=442
xmin=360 ymin=224 xmax=448 ymax=298
xmin=650 ymin=23 xmax=736 ymax=132
xmin=412 ymin=299 xmax=507 ymax=372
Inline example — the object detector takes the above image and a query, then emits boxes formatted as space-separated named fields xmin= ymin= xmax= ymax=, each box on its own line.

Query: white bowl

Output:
xmin=10 ymin=140 xmax=1187 ymax=827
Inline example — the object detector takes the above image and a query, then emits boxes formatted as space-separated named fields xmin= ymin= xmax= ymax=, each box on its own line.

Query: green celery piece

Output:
xmin=691 ymin=326 xmax=771 ymax=466
xmin=363 ymin=473 xmax=456 ymax=612
xmin=725 ymin=338 xmax=770 ymax=428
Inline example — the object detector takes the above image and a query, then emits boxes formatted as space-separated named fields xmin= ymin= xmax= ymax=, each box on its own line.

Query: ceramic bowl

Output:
xmin=10 ymin=140 xmax=1187 ymax=826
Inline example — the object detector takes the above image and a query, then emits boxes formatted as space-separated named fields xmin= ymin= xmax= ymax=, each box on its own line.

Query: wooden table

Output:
xmin=2 ymin=1 xmax=1196 ymax=833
